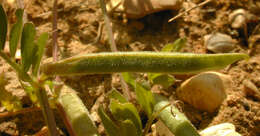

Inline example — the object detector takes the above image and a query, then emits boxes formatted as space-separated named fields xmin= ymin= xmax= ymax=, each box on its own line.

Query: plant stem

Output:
xmin=99 ymin=0 xmax=132 ymax=101
xmin=36 ymin=86 xmax=59 ymax=136
xmin=52 ymin=0 xmax=58 ymax=62
xmin=51 ymin=0 xmax=76 ymax=135
xmin=0 ymin=51 xmax=21 ymax=73
xmin=0 ymin=51 xmax=59 ymax=136
xmin=99 ymin=0 xmax=117 ymax=51
xmin=0 ymin=51 xmax=31 ymax=82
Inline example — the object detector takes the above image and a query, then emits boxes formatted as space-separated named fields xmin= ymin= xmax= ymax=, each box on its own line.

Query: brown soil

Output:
xmin=0 ymin=0 xmax=260 ymax=135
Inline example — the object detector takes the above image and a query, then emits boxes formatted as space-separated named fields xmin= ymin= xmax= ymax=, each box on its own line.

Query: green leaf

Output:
xmin=109 ymin=99 xmax=142 ymax=136
xmin=9 ymin=9 xmax=24 ymax=57
xmin=32 ymin=33 xmax=48 ymax=76
xmin=148 ymin=38 xmax=185 ymax=89
xmin=148 ymin=73 xmax=175 ymax=88
xmin=108 ymin=89 xmax=128 ymax=103
xmin=153 ymin=94 xmax=200 ymax=136
xmin=122 ymin=72 xmax=155 ymax=118
xmin=0 ymin=89 xmax=22 ymax=111
xmin=21 ymin=22 xmax=36 ymax=72
xmin=44 ymin=80 xmax=55 ymax=92
xmin=162 ymin=38 xmax=187 ymax=52
xmin=120 ymin=120 xmax=139 ymax=136
xmin=20 ymin=81 xmax=38 ymax=103
xmin=0 ymin=73 xmax=22 ymax=111
xmin=0 ymin=4 xmax=8 ymax=50
xmin=59 ymin=86 xmax=99 ymax=136
xmin=98 ymin=106 xmax=120 ymax=136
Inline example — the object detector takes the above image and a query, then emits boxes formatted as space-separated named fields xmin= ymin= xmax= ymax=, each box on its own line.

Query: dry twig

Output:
xmin=0 ymin=107 xmax=40 ymax=118
xmin=168 ymin=0 xmax=213 ymax=22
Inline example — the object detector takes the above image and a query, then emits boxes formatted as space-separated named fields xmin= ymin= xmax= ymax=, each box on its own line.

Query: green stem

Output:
xmin=0 ymin=51 xmax=21 ymax=73
xmin=0 ymin=51 xmax=58 ymax=136
xmin=36 ymin=85 xmax=59 ymax=136
xmin=99 ymin=0 xmax=117 ymax=52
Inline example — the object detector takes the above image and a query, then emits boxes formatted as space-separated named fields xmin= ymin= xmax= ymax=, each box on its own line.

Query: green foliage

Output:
xmin=0 ymin=88 xmax=22 ymax=112
xmin=99 ymin=90 xmax=143 ymax=136
xmin=162 ymin=38 xmax=187 ymax=52
xmin=0 ymin=7 xmax=58 ymax=135
xmin=120 ymin=119 xmax=139 ymax=136
xmin=0 ymin=5 xmax=250 ymax=136
xmin=0 ymin=73 xmax=22 ymax=111
xmin=32 ymin=33 xmax=48 ymax=76
xmin=148 ymin=73 xmax=175 ymax=88
xmin=108 ymin=89 xmax=128 ymax=103
xmin=98 ymin=106 xmax=120 ymax=136
xmin=122 ymin=72 xmax=155 ymax=118
xmin=109 ymin=99 xmax=142 ymax=136
xmin=0 ymin=4 xmax=7 ymax=50
xmin=20 ymin=82 xmax=38 ymax=103
xmin=9 ymin=9 xmax=24 ymax=57
xmin=21 ymin=22 xmax=36 ymax=72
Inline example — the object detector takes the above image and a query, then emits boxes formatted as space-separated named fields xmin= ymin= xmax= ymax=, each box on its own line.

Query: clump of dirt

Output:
xmin=0 ymin=0 xmax=260 ymax=135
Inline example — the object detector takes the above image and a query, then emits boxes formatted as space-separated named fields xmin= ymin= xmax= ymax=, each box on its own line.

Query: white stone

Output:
xmin=200 ymin=123 xmax=241 ymax=136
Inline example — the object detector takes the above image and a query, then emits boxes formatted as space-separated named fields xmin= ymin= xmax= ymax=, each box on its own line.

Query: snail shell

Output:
xmin=204 ymin=33 xmax=235 ymax=53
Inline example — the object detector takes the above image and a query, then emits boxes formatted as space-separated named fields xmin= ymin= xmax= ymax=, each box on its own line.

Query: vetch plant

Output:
xmin=0 ymin=3 xmax=249 ymax=136
xmin=40 ymin=50 xmax=247 ymax=136
xmin=0 ymin=5 xmax=59 ymax=135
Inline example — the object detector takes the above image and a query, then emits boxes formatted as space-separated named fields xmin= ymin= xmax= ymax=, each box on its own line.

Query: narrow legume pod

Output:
xmin=59 ymin=88 xmax=99 ymax=136
xmin=42 ymin=52 xmax=248 ymax=76
xmin=154 ymin=94 xmax=200 ymax=136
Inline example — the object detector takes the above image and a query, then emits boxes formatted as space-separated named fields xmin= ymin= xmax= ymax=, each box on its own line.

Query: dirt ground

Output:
xmin=0 ymin=0 xmax=260 ymax=135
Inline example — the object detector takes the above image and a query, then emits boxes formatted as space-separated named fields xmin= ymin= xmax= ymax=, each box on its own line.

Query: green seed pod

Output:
xmin=42 ymin=52 xmax=248 ymax=76
xmin=154 ymin=94 xmax=200 ymax=136
xmin=58 ymin=86 xmax=99 ymax=136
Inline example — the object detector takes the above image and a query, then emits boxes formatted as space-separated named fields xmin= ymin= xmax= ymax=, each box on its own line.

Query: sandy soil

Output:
xmin=0 ymin=0 xmax=260 ymax=135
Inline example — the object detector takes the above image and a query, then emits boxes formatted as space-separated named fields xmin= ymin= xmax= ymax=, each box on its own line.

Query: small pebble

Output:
xmin=204 ymin=33 xmax=235 ymax=53
xmin=229 ymin=9 xmax=247 ymax=29
xmin=243 ymin=79 xmax=260 ymax=99
xmin=200 ymin=123 xmax=241 ymax=136
xmin=177 ymin=72 xmax=230 ymax=112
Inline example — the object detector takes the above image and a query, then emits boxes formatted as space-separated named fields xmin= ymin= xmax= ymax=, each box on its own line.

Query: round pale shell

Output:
xmin=177 ymin=72 xmax=231 ymax=112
